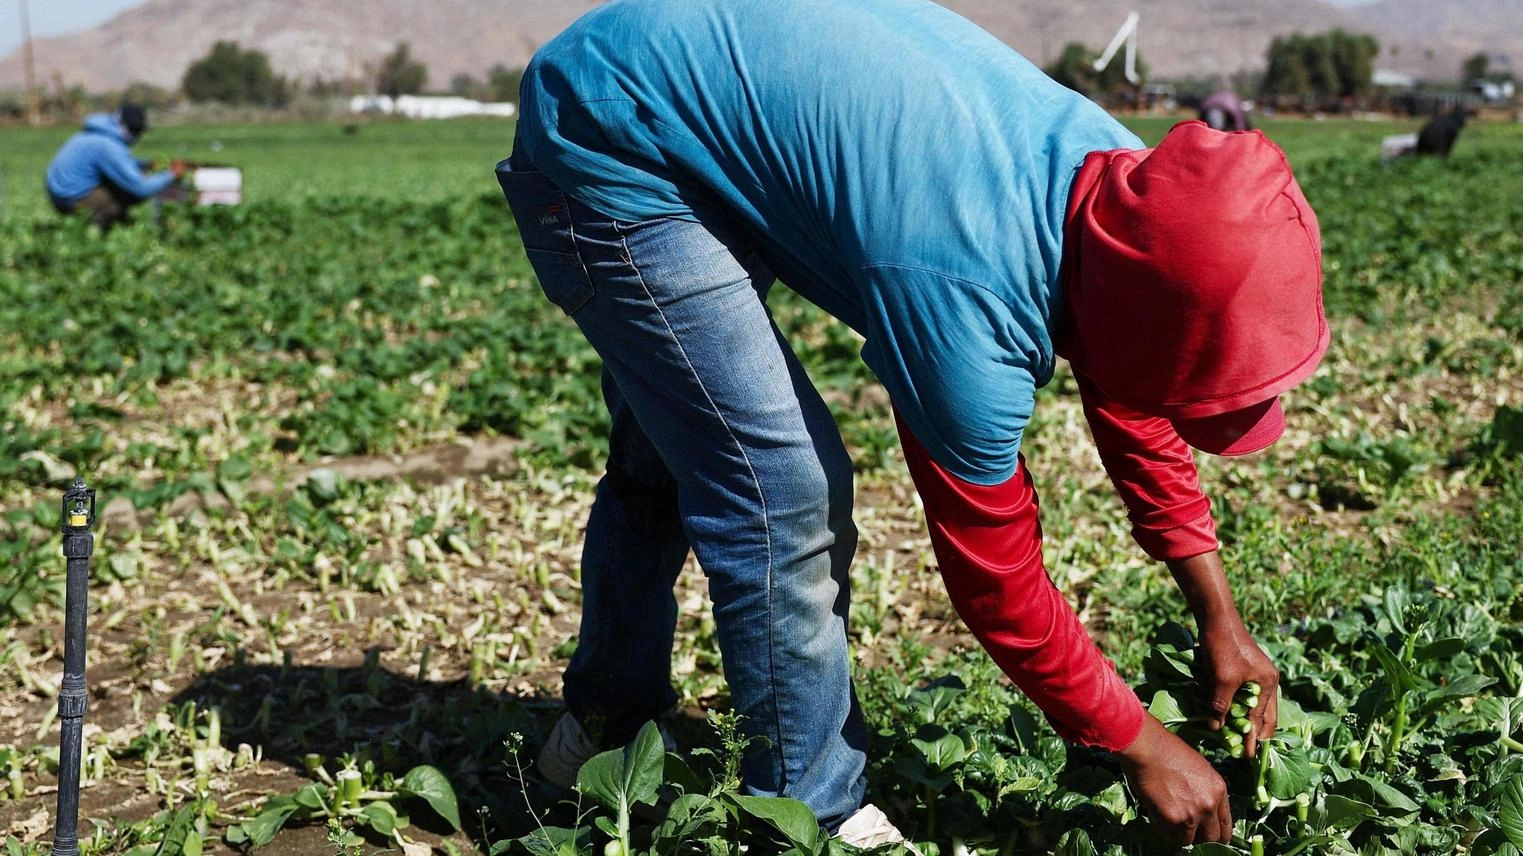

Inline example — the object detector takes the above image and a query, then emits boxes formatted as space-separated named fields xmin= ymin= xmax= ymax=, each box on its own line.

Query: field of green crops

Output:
xmin=0 ymin=114 xmax=1521 ymax=856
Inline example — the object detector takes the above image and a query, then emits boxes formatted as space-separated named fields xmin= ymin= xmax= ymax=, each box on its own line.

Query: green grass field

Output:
xmin=0 ymin=114 xmax=1521 ymax=856
xmin=0 ymin=114 xmax=1447 ymax=215
xmin=1 ymin=118 xmax=516 ymax=212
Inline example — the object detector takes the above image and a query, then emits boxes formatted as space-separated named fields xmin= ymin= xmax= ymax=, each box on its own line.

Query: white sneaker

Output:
xmin=836 ymin=804 xmax=922 ymax=854
xmin=535 ymin=713 xmax=677 ymax=790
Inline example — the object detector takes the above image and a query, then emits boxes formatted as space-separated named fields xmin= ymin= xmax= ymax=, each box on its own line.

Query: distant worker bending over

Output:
xmin=45 ymin=104 xmax=184 ymax=230
xmin=1199 ymin=89 xmax=1253 ymax=132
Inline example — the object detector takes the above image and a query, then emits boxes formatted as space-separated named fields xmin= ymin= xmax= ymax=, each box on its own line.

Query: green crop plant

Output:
xmin=1 ymin=117 xmax=1521 ymax=855
xmin=226 ymin=759 xmax=461 ymax=850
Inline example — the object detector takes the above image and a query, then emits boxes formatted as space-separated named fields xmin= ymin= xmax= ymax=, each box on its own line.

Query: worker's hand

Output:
xmin=170 ymin=159 xmax=189 ymax=179
xmin=1197 ymin=616 xmax=1279 ymax=758
xmin=1163 ymin=551 xmax=1280 ymax=757
xmin=1117 ymin=715 xmax=1233 ymax=845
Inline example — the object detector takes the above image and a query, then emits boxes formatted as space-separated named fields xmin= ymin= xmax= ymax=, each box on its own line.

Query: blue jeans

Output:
xmin=496 ymin=151 xmax=866 ymax=828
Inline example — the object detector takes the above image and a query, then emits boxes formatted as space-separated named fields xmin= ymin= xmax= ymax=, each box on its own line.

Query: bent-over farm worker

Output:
xmin=1200 ymin=89 xmax=1253 ymax=132
xmin=495 ymin=0 xmax=1328 ymax=846
xmin=45 ymin=103 xmax=185 ymax=230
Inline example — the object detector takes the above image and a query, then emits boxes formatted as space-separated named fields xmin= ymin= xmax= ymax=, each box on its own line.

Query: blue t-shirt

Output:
xmin=517 ymin=0 xmax=1143 ymax=484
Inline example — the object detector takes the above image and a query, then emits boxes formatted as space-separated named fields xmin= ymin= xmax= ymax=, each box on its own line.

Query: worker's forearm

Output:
xmin=1074 ymin=372 xmax=1220 ymax=561
xmin=895 ymin=411 xmax=1145 ymax=751
xmin=1165 ymin=550 xmax=1242 ymax=630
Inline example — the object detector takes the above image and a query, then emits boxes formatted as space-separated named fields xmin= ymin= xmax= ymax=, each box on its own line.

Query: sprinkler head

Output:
xmin=61 ymin=478 xmax=96 ymax=534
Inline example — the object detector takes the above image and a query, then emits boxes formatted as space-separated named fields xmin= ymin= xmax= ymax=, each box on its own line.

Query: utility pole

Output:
xmin=19 ymin=0 xmax=41 ymax=125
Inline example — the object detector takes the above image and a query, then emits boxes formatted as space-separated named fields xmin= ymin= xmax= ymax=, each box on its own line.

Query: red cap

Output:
xmin=1058 ymin=120 xmax=1329 ymax=456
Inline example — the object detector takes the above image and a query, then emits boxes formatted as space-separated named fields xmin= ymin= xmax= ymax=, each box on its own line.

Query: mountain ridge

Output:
xmin=0 ymin=0 xmax=1515 ymax=94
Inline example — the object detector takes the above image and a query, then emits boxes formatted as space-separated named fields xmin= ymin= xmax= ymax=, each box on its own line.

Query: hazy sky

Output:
xmin=2 ymin=0 xmax=148 ymax=57
xmin=1 ymin=0 xmax=1387 ymax=59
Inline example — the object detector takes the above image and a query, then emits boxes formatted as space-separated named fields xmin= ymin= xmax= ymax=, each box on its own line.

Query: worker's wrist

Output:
xmin=1165 ymin=550 xmax=1239 ymax=627
xmin=1115 ymin=713 xmax=1170 ymax=766
xmin=1188 ymin=591 xmax=1242 ymax=630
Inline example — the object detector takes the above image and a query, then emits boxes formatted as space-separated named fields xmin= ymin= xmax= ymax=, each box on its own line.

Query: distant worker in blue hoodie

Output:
xmin=45 ymin=104 xmax=185 ymax=229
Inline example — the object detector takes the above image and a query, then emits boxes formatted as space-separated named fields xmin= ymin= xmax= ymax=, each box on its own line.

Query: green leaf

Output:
xmin=1146 ymin=689 xmax=1190 ymax=726
xmin=662 ymin=751 xmax=706 ymax=796
xmin=1264 ymin=741 xmax=1318 ymax=801
xmin=1150 ymin=621 xmax=1196 ymax=651
xmin=1416 ymin=636 xmax=1466 ymax=662
xmin=1367 ymin=640 xmax=1420 ymax=693
xmin=1143 ymin=645 xmax=1197 ymax=685
xmin=1276 ymin=695 xmax=1312 ymax=733
xmin=1320 ymin=794 xmax=1378 ymax=831
xmin=1056 ymin=828 xmax=1097 ymax=856
xmin=1092 ymin=780 xmax=1132 ymax=822
xmin=908 ymin=675 xmax=966 ymax=720
xmin=151 ymin=805 xmax=199 ymax=856
xmin=1428 ymin=674 xmax=1497 ymax=701
xmin=228 ymin=803 xmax=297 ymax=847
xmin=510 ymin=826 xmax=584 ymax=856
xmin=1006 ymin=704 xmax=1041 ymax=754
xmin=1499 ymin=775 xmax=1523 ymax=849
xmin=358 ymin=801 xmax=400 ymax=836
xmin=1345 ymin=773 xmax=1421 ymax=819
xmin=891 ymin=755 xmax=952 ymax=791
xmin=910 ymin=724 xmax=968 ymax=771
xmin=1382 ymin=588 xmax=1412 ymax=635
xmin=576 ymin=720 xmax=666 ymax=815
xmin=733 ymin=795 xmax=821 ymax=851
xmin=294 ymin=782 xmax=328 ymax=811
xmin=1189 ymin=845 xmax=1240 ymax=856
xmin=654 ymin=793 xmax=726 ymax=848
xmin=400 ymin=764 xmax=462 ymax=830
xmin=217 ymin=455 xmax=254 ymax=483
xmin=1280 ymin=836 xmax=1341 ymax=856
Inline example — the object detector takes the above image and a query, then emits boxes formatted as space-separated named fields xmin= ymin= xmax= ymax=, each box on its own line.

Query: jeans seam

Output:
xmin=609 ymin=223 xmax=786 ymax=788
xmin=559 ymin=191 xmax=600 ymax=296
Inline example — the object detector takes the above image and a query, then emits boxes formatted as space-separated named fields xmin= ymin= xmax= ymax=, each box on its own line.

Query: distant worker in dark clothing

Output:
xmin=45 ymin=104 xmax=185 ymax=229
xmin=1416 ymin=110 xmax=1467 ymax=157
xmin=1199 ymin=90 xmax=1251 ymax=132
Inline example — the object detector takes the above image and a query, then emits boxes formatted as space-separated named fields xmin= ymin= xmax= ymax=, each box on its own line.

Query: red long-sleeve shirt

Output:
xmin=895 ymin=370 xmax=1218 ymax=751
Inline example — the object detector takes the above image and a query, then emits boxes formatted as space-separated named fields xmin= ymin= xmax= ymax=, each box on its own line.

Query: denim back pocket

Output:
xmin=496 ymin=158 xmax=595 ymax=316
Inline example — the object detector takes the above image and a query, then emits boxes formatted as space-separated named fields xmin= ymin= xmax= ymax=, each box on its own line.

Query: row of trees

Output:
xmin=1046 ymin=27 xmax=1515 ymax=108
xmin=182 ymin=42 xmax=290 ymax=106
xmin=448 ymin=66 xmax=524 ymax=105
xmin=1261 ymin=30 xmax=1379 ymax=100
xmin=1042 ymin=28 xmax=1385 ymax=106
xmin=179 ymin=41 xmax=433 ymax=106
xmin=1463 ymin=52 xmax=1517 ymax=85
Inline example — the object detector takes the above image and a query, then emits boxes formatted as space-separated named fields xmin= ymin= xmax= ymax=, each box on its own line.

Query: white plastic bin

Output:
xmin=192 ymin=167 xmax=243 ymax=206
xmin=1381 ymin=133 xmax=1417 ymax=161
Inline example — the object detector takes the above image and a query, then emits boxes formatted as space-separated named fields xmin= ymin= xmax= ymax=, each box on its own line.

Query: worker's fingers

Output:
xmin=1208 ymin=684 xmax=1235 ymax=732
xmin=1257 ymin=690 xmax=1280 ymax=751
xmin=1176 ymin=819 xmax=1200 ymax=848
xmin=1216 ymin=793 xmax=1235 ymax=844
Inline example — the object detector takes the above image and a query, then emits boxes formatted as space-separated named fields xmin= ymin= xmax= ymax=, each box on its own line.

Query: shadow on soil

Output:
xmin=171 ymin=656 xmax=569 ymax=849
